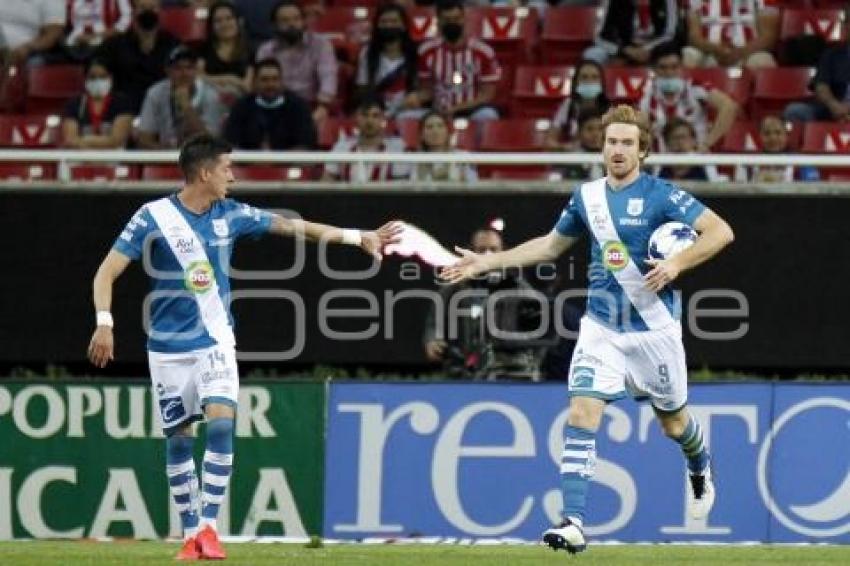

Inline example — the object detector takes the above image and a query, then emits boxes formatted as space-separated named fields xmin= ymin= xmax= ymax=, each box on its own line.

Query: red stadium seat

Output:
xmin=0 ymin=114 xmax=61 ymax=147
xmin=720 ymin=120 xmax=803 ymax=152
xmin=511 ymin=65 xmax=574 ymax=119
xmin=406 ymin=7 xmax=437 ymax=43
xmin=450 ymin=119 xmax=478 ymax=151
xmin=159 ymin=6 xmax=208 ymax=45
xmin=68 ymin=164 xmax=139 ymax=181
xmin=750 ymin=67 xmax=815 ymax=120
xmin=395 ymin=118 xmax=421 ymax=149
xmin=780 ymin=8 xmax=847 ymax=43
xmin=319 ymin=118 xmax=357 ymax=150
xmin=478 ymin=118 xmax=549 ymax=177
xmin=684 ymin=67 xmax=753 ymax=109
xmin=230 ymin=165 xmax=314 ymax=181
xmin=26 ymin=64 xmax=85 ymax=114
xmin=801 ymin=122 xmax=850 ymax=178
xmin=142 ymin=164 xmax=184 ymax=181
xmin=312 ymin=7 xmax=373 ymax=47
xmin=801 ymin=122 xmax=850 ymax=153
xmin=540 ymin=7 xmax=598 ymax=65
xmin=605 ymin=67 xmax=650 ymax=105
xmin=479 ymin=118 xmax=548 ymax=151
xmin=0 ymin=162 xmax=56 ymax=181
xmin=466 ymin=7 xmax=539 ymax=67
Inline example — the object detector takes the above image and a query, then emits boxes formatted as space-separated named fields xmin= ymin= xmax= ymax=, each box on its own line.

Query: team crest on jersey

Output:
xmin=602 ymin=241 xmax=629 ymax=271
xmin=184 ymin=260 xmax=214 ymax=294
xmin=212 ymin=219 xmax=229 ymax=237
xmin=627 ymin=198 xmax=644 ymax=216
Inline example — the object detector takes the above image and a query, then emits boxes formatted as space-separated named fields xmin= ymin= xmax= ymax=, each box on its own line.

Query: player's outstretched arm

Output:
xmin=645 ymin=209 xmax=734 ymax=292
xmin=87 ymin=250 xmax=131 ymax=368
xmin=440 ymin=230 xmax=576 ymax=284
xmin=269 ymin=216 xmax=403 ymax=260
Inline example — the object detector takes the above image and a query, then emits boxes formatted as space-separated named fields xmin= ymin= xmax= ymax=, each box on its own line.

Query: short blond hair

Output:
xmin=601 ymin=104 xmax=652 ymax=160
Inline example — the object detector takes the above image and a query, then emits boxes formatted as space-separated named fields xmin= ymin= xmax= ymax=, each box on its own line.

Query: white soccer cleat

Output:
xmin=542 ymin=519 xmax=586 ymax=554
xmin=688 ymin=466 xmax=716 ymax=520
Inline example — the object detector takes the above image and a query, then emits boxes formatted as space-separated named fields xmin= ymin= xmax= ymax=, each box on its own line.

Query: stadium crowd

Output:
xmin=0 ymin=0 xmax=848 ymax=181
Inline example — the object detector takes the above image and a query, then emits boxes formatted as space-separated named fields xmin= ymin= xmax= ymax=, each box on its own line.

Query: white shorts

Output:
xmin=568 ymin=316 xmax=688 ymax=412
xmin=148 ymin=344 xmax=239 ymax=434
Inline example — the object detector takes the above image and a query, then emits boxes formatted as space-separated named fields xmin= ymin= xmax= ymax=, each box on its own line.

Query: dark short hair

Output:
xmin=650 ymin=42 xmax=682 ymax=65
xmin=436 ymin=0 xmax=464 ymax=15
xmin=178 ymin=134 xmax=232 ymax=182
xmin=270 ymin=0 xmax=302 ymax=22
xmin=356 ymin=93 xmax=385 ymax=114
xmin=662 ymin=117 xmax=696 ymax=143
xmin=85 ymin=57 xmax=110 ymax=75
xmin=577 ymin=107 xmax=604 ymax=130
xmin=255 ymin=57 xmax=282 ymax=74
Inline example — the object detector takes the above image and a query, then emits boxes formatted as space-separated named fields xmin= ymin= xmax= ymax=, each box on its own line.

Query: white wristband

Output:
xmin=341 ymin=229 xmax=362 ymax=246
xmin=96 ymin=311 xmax=114 ymax=328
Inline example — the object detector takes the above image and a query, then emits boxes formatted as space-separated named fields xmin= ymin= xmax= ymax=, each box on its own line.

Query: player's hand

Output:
xmin=361 ymin=221 xmax=404 ymax=261
xmin=439 ymin=246 xmax=489 ymax=284
xmin=644 ymin=257 xmax=682 ymax=292
xmin=425 ymin=340 xmax=447 ymax=362
xmin=87 ymin=326 xmax=114 ymax=368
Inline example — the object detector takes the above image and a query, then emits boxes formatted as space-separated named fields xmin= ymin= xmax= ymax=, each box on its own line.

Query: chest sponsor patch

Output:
xmin=602 ymin=241 xmax=630 ymax=272
xmin=184 ymin=260 xmax=214 ymax=294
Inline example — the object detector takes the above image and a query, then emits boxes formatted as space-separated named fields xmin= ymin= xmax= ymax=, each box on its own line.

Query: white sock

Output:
xmin=184 ymin=526 xmax=198 ymax=540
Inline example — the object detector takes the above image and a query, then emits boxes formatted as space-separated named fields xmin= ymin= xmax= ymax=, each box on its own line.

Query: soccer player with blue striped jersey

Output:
xmin=441 ymin=105 xmax=734 ymax=554
xmin=86 ymin=134 xmax=400 ymax=560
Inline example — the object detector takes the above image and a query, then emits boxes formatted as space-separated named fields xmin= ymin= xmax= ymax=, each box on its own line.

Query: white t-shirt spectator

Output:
xmin=66 ymin=0 xmax=132 ymax=47
xmin=0 ymin=0 xmax=65 ymax=49
xmin=325 ymin=136 xmax=410 ymax=182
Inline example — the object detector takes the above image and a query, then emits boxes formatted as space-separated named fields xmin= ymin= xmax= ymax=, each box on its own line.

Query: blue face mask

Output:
xmin=256 ymin=95 xmax=284 ymax=109
xmin=575 ymin=82 xmax=602 ymax=99
xmin=657 ymin=77 xmax=684 ymax=95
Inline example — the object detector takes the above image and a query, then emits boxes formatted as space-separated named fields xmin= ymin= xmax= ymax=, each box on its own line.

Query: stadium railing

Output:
xmin=0 ymin=149 xmax=849 ymax=194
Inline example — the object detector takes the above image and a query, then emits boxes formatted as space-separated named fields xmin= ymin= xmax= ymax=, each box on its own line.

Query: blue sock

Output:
xmin=166 ymin=433 xmax=200 ymax=539
xmin=201 ymin=418 xmax=234 ymax=531
xmin=675 ymin=415 xmax=710 ymax=474
xmin=560 ymin=425 xmax=597 ymax=527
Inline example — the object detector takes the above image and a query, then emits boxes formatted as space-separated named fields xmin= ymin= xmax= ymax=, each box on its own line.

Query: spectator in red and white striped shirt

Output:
xmin=416 ymin=0 xmax=500 ymax=123
xmin=684 ymin=0 xmax=778 ymax=68
xmin=639 ymin=42 xmax=738 ymax=151
xmin=321 ymin=96 xmax=411 ymax=183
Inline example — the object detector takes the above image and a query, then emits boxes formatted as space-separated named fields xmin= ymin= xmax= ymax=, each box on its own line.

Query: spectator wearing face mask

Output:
xmin=61 ymin=58 xmax=133 ymax=149
xmin=223 ymin=58 xmax=316 ymax=150
xmin=638 ymin=42 xmax=738 ymax=152
xmin=545 ymin=60 xmax=611 ymax=151
xmin=355 ymin=3 xmax=419 ymax=119
xmin=95 ymin=0 xmax=180 ymax=113
xmin=417 ymin=0 xmax=501 ymax=123
xmin=256 ymin=0 xmax=338 ymax=124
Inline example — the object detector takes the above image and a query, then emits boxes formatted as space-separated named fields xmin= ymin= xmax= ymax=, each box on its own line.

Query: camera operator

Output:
xmin=423 ymin=227 xmax=545 ymax=380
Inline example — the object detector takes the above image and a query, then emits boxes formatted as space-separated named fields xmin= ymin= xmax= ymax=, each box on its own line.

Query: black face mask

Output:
xmin=440 ymin=22 xmax=463 ymax=43
xmin=376 ymin=27 xmax=405 ymax=44
xmin=136 ymin=10 xmax=159 ymax=31
xmin=276 ymin=28 xmax=303 ymax=46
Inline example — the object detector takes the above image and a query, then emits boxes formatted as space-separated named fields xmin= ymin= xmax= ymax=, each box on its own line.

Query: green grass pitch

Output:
xmin=1 ymin=541 xmax=849 ymax=566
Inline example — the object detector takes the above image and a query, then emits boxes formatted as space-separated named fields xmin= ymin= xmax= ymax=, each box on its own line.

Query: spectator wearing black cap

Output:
xmin=136 ymin=45 xmax=228 ymax=149
xmin=95 ymin=0 xmax=180 ymax=113
xmin=223 ymin=58 xmax=316 ymax=150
